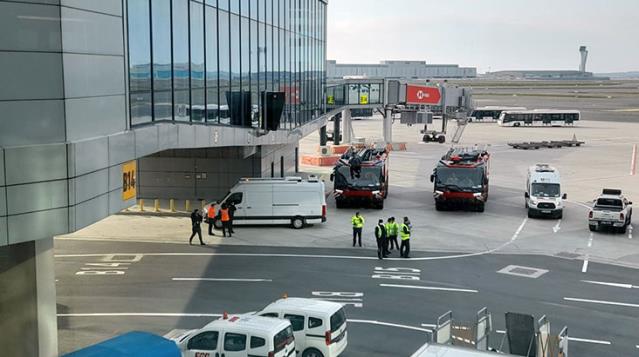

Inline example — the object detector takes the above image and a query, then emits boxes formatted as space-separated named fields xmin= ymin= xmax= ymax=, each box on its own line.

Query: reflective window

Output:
xmin=230 ymin=13 xmax=241 ymax=125
xmin=250 ymin=0 xmax=258 ymax=20
xmin=230 ymin=0 xmax=239 ymax=14
xmin=173 ymin=0 xmax=190 ymax=121
xmin=224 ymin=333 xmax=247 ymax=352
xmin=128 ymin=0 xmax=152 ymax=125
xmin=152 ymin=0 xmax=172 ymax=121
xmin=188 ymin=331 xmax=219 ymax=351
xmin=218 ymin=0 xmax=228 ymax=11
xmin=191 ymin=1 xmax=205 ymax=122
xmin=250 ymin=19 xmax=259 ymax=127
xmin=241 ymin=17 xmax=253 ymax=126
xmin=241 ymin=0 xmax=249 ymax=17
xmin=218 ymin=10 xmax=230 ymax=124
xmin=205 ymin=5 xmax=219 ymax=124
xmin=266 ymin=0 xmax=272 ymax=24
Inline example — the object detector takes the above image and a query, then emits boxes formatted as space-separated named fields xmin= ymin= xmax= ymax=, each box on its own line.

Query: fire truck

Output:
xmin=330 ymin=146 xmax=389 ymax=209
xmin=430 ymin=147 xmax=490 ymax=212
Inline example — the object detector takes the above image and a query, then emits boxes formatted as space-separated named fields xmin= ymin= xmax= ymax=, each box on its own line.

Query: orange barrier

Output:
xmin=386 ymin=142 xmax=408 ymax=152
xmin=301 ymin=155 xmax=341 ymax=167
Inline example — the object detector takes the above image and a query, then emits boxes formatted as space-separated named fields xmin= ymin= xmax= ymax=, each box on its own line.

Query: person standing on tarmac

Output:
xmin=219 ymin=204 xmax=232 ymax=238
xmin=400 ymin=216 xmax=412 ymax=258
xmin=386 ymin=217 xmax=399 ymax=252
xmin=189 ymin=209 xmax=205 ymax=245
xmin=351 ymin=212 xmax=365 ymax=247
xmin=228 ymin=201 xmax=237 ymax=234
xmin=207 ymin=202 xmax=217 ymax=236
xmin=375 ymin=219 xmax=388 ymax=259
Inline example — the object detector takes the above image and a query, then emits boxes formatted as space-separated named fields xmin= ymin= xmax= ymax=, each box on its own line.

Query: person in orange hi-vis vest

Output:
xmin=219 ymin=203 xmax=232 ymax=238
xmin=207 ymin=202 xmax=217 ymax=236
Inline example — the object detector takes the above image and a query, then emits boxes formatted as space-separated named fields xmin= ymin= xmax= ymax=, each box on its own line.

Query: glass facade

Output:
xmin=127 ymin=0 xmax=327 ymax=129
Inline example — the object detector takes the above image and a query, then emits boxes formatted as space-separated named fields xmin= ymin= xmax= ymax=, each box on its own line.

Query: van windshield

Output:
xmin=532 ymin=183 xmax=560 ymax=198
xmin=273 ymin=326 xmax=293 ymax=353
xmin=330 ymin=308 xmax=346 ymax=332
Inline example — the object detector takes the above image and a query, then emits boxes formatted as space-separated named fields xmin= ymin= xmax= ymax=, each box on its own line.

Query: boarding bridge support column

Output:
xmin=0 ymin=238 xmax=58 ymax=357
xmin=383 ymin=107 xmax=393 ymax=143
xmin=342 ymin=108 xmax=352 ymax=144
xmin=319 ymin=125 xmax=328 ymax=146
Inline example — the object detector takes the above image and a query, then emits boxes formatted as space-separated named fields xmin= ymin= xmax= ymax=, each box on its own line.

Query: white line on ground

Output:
xmin=553 ymin=219 xmax=561 ymax=233
xmin=582 ymin=256 xmax=590 ymax=273
xmin=629 ymin=225 xmax=633 ymax=239
xmin=630 ymin=143 xmax=637 ymax=176
xmin=564 ymin=297 xmax=639 ymax=308
xmin=57 ymin=313 xmax=223 ymax=318
xmin=581 ymin=280 xmax=639 ymax=289
xmin=172 ymin=278 xmax=272 ymax=282
xmin=347 ymin=319 xmax=432 ymax=333
xmin=587 ymin=232 xmax=594 ymax=247
xmin=380 ymin=283 xmax=478 ymax=293
xmin=494 ymin=330 xmax=611 ymax=345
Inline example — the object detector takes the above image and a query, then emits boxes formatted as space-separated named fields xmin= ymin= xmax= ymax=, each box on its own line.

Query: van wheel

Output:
xmin=556 ymin=211 xmax=563 ymax=219
xmin=302 ymin=348 xmax=324 ymax=357
xmin=291 ymin=217 xmax=305 ymax=229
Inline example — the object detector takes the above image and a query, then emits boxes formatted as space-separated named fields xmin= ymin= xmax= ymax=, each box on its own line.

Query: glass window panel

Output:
xmin=250 ymin=0 xmax=258 ymax=20
xmin=279 ymin=0 xmax=285 ymax=29
xmin=151 ymin=0 xmax=172 ymax=121
xmin=241 ymin=16 xmax=254 ymax=127
xmin=258 ymin=0 xmax=265 ymax=23
xmin=250 ymin=20 xmax=259 ymax=128
xmin=172 ymin=0 xmax=190 ymax=121
xmin=205 ymin=6 xmax=219 ymax=123
xmin=266 ymin=0 xmax=272 ymax=24
xmin=218 ymin=0 xmax=228 ymax=11
xmin=191 ymin=1 xmax=205 ymax=123
xmin=241 ymin=0 xmax=249 ymax=17
xmin=230 ymin=13 xmax=241 ymax=126
xmin=218 ymin=10 xmax=230 ymax=125
xmin=128 ymin=0 xmax=152 ymax=125
xmin=230 ymin=0 xmax=239 ymax=14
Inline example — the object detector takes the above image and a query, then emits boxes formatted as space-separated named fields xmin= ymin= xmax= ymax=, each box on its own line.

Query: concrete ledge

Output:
xmin=301 ymin=155 xmax=340 ymax=167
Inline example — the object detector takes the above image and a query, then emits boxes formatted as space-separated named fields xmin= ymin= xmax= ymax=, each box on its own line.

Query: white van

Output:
xmin=172 ymin=314 xmax=295 ymax=357
xmin=258 ymin=298 xmax=348 ymax=357
xmin=214 ymin=176 xmax=327 ymax=229
xmin=525 ymin=164 xmax=567 ymax=218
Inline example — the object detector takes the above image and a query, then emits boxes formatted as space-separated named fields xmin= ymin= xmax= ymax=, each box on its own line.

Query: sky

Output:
xmin=326 ymin=0 xmax=639 ymax=73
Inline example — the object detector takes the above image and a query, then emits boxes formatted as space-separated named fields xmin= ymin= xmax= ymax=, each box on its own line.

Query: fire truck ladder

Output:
xmin=451 ymin=117 xmax=468 ymax=144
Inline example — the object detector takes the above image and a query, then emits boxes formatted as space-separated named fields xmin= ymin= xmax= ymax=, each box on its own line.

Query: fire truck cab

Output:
xmin=330 ymin=146 xmax=389 ymax=209
xmin=430 ymin=147 xmax=490 ymax=212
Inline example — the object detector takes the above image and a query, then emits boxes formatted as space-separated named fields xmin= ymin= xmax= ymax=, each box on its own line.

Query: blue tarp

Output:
xmin=63 ymin=331 xmax=181 ymax=357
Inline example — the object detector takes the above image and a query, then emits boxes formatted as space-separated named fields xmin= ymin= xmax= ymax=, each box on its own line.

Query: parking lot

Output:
xmin=57 ymin=100 xmax=639 ymax=355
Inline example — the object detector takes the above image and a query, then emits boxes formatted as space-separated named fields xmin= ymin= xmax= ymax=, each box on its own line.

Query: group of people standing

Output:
xmin=351 ymin=212 xmax=413 ymax=259
xmin=188 ymin=201 xmax=236 ymax=245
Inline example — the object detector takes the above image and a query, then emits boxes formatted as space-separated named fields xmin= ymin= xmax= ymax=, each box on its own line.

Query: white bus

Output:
xmin=498 ymin=109 xmax=580 ymax=127
xmin=468 ymin=106 xmax=526 ymax=122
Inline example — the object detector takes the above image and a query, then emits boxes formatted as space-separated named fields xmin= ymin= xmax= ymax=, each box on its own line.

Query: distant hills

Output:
xmin=595 ymin=71 xmax=639 ymax=79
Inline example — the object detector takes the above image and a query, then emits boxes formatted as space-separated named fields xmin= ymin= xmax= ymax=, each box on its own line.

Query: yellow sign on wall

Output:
xmin=359 ymin=95 xmax=369 ymax=105
xmin=327 ymin=95 xmax=335 ymax=105
xmin=122 ymin=160 xmax=137 ymax=201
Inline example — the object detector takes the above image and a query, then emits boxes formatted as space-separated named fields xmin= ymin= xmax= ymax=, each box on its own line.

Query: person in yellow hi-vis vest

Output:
xmin=351 ymin=212 xmax=365 ymax=247
xmin=385 ymin=217 xmax=399 ymax=253
xmin=399 ymin=216 xmax=412 ymax=258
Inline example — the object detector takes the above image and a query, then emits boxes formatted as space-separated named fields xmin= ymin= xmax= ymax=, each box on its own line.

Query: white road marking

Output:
xmin=630 ymin=143 xmax=637 ymax=176
xmin=553 ymin=219 xmax=561 ymax=233
xmin=564 ymin=297 xmax=639 ymax=308
xmin=565 ymin=200 xmax=593 ymax=210
xmin=380 ymin=283 xmax=478 ymax=293
xmin=587 ymin=232 xmax=594 ymax=247
xmin=172 ymin=278 xmax=272 ymax=282
xmin=629 ymin=224 xmax=633 ymax=239
xmin=57 ymin=313 xmax=223 ymax=317
xmin=581 ymin=280 xmax=639 ymax=289
xmin=567 ymin=337 xmax=611 ymax=345
xmin=582 ymin=256 xmax=589 ymax=273
xmin=347 ymin=319 xmax=432 ymax=333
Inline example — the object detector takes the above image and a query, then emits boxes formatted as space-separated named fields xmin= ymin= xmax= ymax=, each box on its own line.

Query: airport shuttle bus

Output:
xmin=498 ymin=109 xmax=580 ymax=127
xmin=468 ymin=106 xmax=526 ymax=122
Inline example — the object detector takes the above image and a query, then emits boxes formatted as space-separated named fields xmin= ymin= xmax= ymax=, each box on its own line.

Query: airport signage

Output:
xmin=122 ymin=160 xmax=137 ymax=201
xmin=406 ymin=84 xmax=441 ymax=105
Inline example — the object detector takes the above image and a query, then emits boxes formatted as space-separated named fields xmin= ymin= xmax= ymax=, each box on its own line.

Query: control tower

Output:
xmin=579 ymin=46 xmax=588 ymax=72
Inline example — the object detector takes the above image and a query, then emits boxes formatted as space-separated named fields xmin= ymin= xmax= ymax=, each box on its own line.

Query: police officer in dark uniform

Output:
xmin=189 ymin=209 xmax=205 ymax=245
xmin=375 ymin=219 xmax=388 ymax=259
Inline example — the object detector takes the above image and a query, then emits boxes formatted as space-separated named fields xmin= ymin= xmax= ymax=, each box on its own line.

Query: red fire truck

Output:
xmin=430 ymin=147 xmax=490 ymax=212
xmin=330 ymin=146 xmax=389 ymax=209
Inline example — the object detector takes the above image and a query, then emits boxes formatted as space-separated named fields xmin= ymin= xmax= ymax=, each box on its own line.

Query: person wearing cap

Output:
xmin=189 ymin=209 xmax=205 ymax=245
xmin=375 ymin=219 xmax=388 ymax=259
xmin=399 ymin=216 xmax=412 ymax=258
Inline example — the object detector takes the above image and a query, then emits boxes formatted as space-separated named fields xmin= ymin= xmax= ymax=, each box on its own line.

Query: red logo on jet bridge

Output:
xmin=406 ymin=85 xmax=442 ymax=105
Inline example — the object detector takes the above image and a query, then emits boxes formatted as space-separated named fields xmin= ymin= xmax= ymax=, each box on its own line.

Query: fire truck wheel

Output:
xmin=335 ymin=200 xmax=346 ymax=209
xmin=435 ymin=202 xmax=445 ymax=211
xmin=476 ymin=203 xmax=485 ymax=212
xmin=375 ymin=201 xmax=384 ymax=210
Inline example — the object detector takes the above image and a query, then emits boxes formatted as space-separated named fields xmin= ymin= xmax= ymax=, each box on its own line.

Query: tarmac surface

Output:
xmin=56 ymin=83 xmax=639 ymax=356
xmin=56 ymin=241 xmax=639 ymax=356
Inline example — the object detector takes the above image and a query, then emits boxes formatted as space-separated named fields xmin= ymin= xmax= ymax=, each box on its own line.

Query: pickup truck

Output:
xmin=588 ymin=189 xmax=633 ymax=233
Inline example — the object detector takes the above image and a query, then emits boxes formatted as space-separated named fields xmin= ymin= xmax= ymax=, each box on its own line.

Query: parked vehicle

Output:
xmin=525 ymin=164 xmax=566 ymax=219
xmin=498 ymin=109 xmax=580 ymax=127
xmin=258 ymin=298 xmax=348 ymax=357
xmin=588 ymin=189 xmax=633 ymax=233
xmin=214 ymin=176 xmax=327 ymax=229
xmin=330 ymin=146 xmax=389 ymax=209
xmin=64 ymin=331 xmax=180 ymax=357
xmin=172 ymin=314 xmax=295 ymax=357
xmin=431 ymin=147 xmax=490 ymax=212
xmin=468 ymin=106 xmax=526 ymax=122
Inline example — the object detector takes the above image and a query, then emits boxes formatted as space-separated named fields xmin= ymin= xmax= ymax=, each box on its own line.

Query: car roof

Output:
xmin=412 ymin=343 xmax=517 ymax=357
xmin=263 ymin=298 xmax=343 ymax=315
xmin=203 ymin=314 xmax=290 ymax=334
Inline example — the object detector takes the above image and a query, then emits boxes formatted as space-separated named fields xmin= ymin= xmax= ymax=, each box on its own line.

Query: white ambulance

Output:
xmin=525 ymin=164 xmax=566 ymax=219
xmin=172 ymin=314 xmax=295 ymax=357
xmin=214 ymin=176 xmax=327 ymax=229
xmin=258 ymin=298 xmax=348 ymax=357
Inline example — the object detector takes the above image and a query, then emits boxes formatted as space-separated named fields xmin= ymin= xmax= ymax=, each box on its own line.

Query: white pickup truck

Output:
xmin=588 ymin=189 xmax=633 ymax=233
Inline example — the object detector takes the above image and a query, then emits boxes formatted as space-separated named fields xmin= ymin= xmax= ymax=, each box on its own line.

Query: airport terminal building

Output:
xmin=327 ymin=60 xmax=477 ymax=79
xmin=0 ymin=0 xmax=327 ymax=355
